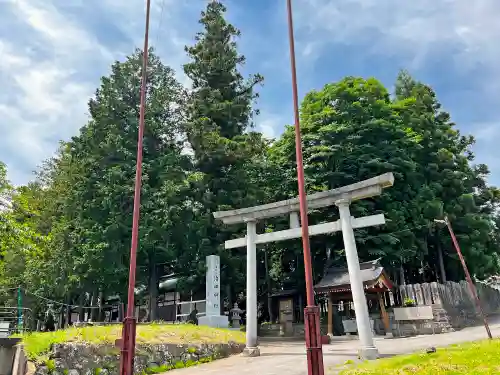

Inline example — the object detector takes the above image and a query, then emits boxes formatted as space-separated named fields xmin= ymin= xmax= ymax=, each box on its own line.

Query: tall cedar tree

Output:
xmin=64 ymin=49 xmax=189 ymax=319
xmin=182 ymin=1 xmax=268 ymax=305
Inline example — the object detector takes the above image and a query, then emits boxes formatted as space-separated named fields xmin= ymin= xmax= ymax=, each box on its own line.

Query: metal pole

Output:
xmin=285 ymin=1 xmax=324 ymax=374
xmin=17 ymin=286 xmax=23 ymax=333
xmin=119 ymin=0 xmax=152 ymax=374
xmin=444 ymin=216 xmax=492 ymax=339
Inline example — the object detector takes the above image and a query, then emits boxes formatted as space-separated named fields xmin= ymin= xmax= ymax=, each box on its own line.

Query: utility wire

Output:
xmin=358 ymin=222 xmax=434 ymax=242
xmin=0 ymin=287 xmax=114 ymax=310
xmin=153 ymin=0 xmax=167 ymax=50
xmin=23 ymin=289 xmax=113 ymax=310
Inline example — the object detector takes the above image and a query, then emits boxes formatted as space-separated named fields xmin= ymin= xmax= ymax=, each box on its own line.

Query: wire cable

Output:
xmin=153 ymin=0 xmax=168 ymax=50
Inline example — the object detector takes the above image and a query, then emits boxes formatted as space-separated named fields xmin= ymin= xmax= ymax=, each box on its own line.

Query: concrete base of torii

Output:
xmin=242 ymin=346 xmax=261 ymax=357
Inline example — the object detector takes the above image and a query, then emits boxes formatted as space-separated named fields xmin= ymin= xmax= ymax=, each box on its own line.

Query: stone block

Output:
xmin=198 ymin=314 xmax=229 ymax=328
xmin=359 ymin=346 xmax=378 ymax=360
xmin=0 ymin=338 xmax=21 ymax=375
xmin=242 ymin=346 xmax=260 ymax=357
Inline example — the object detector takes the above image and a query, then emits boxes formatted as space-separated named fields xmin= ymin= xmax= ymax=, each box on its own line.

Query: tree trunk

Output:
xmin=399 ymin=264 xmax=406 ymax=285
xmin=58 ymin=305 xmax=64 ymax=329
xmin=65 ymin=294 xmax=71 ymax=327
xmin=225 ymin=284 xmax=232 ymax=312
xmin=436 ymin=236 xmax=447 ymax=283
xmin=97 ymin=290 xmax=104 ymax=321
xmin=392 ymin=268 xmax=398 ymax=285
xmin=148 ymin=258 xmax=159 ymax=322
xmin=90 ymin=290 xmax=99 ymax=321
xmin=298 ymin=293 xmax=304 ymax=322
xmin=78 ymin=293 xmax=85 ymax=322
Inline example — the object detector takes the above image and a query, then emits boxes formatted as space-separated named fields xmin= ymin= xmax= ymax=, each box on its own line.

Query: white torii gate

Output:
xmin=213 ymin=172 xmax=394 ymax=359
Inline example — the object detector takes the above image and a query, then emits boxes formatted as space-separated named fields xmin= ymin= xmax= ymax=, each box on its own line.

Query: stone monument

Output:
xmin=198 ymin=255 xmax=229 ymax=328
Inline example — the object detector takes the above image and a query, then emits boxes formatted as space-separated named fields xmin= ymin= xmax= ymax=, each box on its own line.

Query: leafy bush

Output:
xmin=403 ymin=298 xmax=416 ymax=307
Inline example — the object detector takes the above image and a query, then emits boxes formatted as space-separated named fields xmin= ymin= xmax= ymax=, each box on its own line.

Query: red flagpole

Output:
xmin=119 ymin=0 xmax=152 ymax=374
xmin=444 ymin=216 xmax=492 ymax=339
xmin=286 ymin=1 xmax=324 ymax=374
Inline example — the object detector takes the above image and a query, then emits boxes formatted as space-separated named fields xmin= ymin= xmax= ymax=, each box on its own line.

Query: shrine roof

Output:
xmin=314 ymin=258 xmax=393 ymax=293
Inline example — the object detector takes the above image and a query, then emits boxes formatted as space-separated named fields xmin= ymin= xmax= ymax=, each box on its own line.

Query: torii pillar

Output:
xmin=245 ymin=220 xmax=259 ymax=354
xmin=337 ymin=198 xmax=378 ymax=359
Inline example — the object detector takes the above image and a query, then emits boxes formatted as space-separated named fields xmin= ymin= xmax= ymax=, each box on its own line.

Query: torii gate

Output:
xmin=213 ymin=172 xmax=394 ymax=359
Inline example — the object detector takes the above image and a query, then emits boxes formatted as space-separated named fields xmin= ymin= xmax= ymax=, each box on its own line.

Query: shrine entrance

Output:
xmin=213 ymin=172 xmax=395 ymax=359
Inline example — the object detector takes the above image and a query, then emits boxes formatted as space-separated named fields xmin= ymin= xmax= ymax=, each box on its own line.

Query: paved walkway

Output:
xmin=168 ymin=321 xmax=500 ymax=375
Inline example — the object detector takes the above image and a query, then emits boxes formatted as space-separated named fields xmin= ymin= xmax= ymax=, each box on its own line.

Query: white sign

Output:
xmin=0 ymin=321 xmax=10 ymax=338
xmin=206 ymin=255 xmax=221 ymax=316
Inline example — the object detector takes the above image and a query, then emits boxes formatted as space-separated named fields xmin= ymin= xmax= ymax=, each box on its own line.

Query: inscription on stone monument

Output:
xmin=206 ymin=255 xmax=220 ymax=316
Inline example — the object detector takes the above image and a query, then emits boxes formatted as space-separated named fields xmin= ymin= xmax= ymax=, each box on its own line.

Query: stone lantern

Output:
xmin=230 ymin=303 xmax=244 ymax=329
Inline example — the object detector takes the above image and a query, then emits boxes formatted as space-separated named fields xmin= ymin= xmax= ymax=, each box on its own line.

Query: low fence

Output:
xmin=262 ymin=280 xmax=500 ymax=338
xmin=0 ymin=307 xmax=32 ymax=336
xmin=382 ymin=280 xmax=500 ymax=334
xmin=175 ymin=299 xmax=206 ymax=322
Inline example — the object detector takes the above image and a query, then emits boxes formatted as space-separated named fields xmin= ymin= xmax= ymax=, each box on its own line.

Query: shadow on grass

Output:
xmin=260 ymin=351 xmax=360 ymax=358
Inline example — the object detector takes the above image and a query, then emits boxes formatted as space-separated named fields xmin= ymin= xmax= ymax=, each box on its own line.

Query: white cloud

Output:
xmin=295 ymin=0 xmax=500 ymax=75
xmin=7 ymin=0 xmax=499 ymax=188
xmin=0 ymin=38 xmax=90 ymax=160
xmin=256 ymin=112 xmax=285 ymax=140
xmin=293 ymin=0 xmax=500 ymax=184
xmin=11 ymin=0 xmax=110 ymax=57
xmin=0 ymin=0 xmax=117 ymax=185
xmin=471 ymin=122 xmax=500 ymax=183
xmin=0 ymin=0 xmax=193 ymax=185
xmin=475 ymin=123 xmax=499 ymax=142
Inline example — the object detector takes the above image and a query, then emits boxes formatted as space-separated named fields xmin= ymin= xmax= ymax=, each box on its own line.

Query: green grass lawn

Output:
xmin=338 ymin=339 xmax=500 ymax=375
xmin=17 ymin=323 xmax=245 ymax=361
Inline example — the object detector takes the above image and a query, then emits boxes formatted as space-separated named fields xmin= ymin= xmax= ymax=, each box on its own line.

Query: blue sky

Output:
xmin=1 ymin=0 xmax=500 ymax=186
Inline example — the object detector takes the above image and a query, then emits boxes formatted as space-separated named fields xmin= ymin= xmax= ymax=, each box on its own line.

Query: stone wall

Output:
xmin=389 ymin=280 xmax=500 ymax=336
xmin=33 ymin=341 xmax=245 ymax=375
xmin=0 ymin=338 xmax=22 ymax=375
